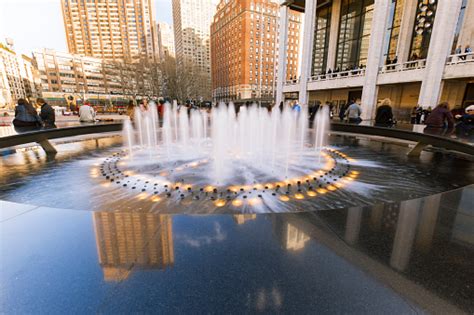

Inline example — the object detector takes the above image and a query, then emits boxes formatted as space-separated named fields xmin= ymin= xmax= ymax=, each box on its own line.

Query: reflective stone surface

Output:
xmin=1 ymin=186 xmax=473 ymax=313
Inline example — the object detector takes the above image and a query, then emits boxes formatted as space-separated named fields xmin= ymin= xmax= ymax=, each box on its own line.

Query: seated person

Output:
xmin=455 ymin=105 xmax=474 ymax=138
xmin=374 ymin=99 xmax=394 ymax=127
xmin=79 ymin=101 xmax=96 ymax=122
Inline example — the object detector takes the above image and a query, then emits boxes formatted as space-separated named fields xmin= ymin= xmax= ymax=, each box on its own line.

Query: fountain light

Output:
xmin=317 ymin=188 xmax=327 ymax=194
xmin=248 ymin=198 xmax=262 ymax=206
xmin=294 ymin=193 xmax=305 ymax=200
xmin=205 ymin=185 xmax=215 ymax=192
xmin=137 ymin=192 xmax=148 ymax=200
xmin=151 ymin=196 xmax=161 ymax=203
xmin=279 ymin=195 xmax=290 ymax=202
xmin=232 ymin=199 xmax=243 ymax=207
xmin=214 ymin=199 xmax=226 ymax=207
xmin=307 ymin=190 xmax=317 ymax=197
xmin=327 ymin=185 xmax=337 ymax=191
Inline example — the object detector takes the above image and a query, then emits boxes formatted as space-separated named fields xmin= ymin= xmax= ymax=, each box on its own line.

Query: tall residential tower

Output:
xmin=157 ymin=22 xmax=175 ymax=59
xmin=172 ymin=0 xmax=219 ymax=100
xmin=61 ymin=0 xmax=158 ymax=62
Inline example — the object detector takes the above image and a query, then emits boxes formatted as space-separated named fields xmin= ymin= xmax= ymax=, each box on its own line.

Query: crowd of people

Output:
xmin=9 ymin=96 xmax=474 ymax=140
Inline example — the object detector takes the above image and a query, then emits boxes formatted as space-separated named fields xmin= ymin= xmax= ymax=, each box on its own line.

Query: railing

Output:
xmin=379 ymin=59 xmax=427 ymax=73
xmin=0 ymin=123 xmax=122 ymax=154
xmin=446 ymin=52 xmax=474 ymax=64
xmin=309 ymin=68 xmax=366 ymax=82
xmin=285 ymin=78 xmax=300 ymax=85
xmin=330 ymin=122 xmax=474 ymax=156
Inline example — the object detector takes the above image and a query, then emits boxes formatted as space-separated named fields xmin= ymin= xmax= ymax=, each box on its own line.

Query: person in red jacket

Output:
xmin=424 ymin=102 xmax=455 ymax=136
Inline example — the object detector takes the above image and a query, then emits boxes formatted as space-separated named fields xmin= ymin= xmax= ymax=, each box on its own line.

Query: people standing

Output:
xmin=126 ymin=100 xmax=135 ymax=121
xmin=37 ymin=98 xmax=56 ymax=129
xmin=309 ymin=100 xmax=321 ymax=127
xmin=12 ymin=98 xmax=42 ymax=132
xmin=292 ymin=101 xmax=301 ymax=113
xmin=79 ymin=101 xmax=96 ymax=122
xmin=344 ymin=99 xmax=362 ymax=124
xmin=374 ymin=98 xmax=394 ymax=127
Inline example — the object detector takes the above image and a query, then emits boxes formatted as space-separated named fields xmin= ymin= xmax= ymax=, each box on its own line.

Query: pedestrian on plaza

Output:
xmin=455 ymin=45 xmax=463 ymax=60
xmin=465 ymin=45 xmax=472 ymax=54
xmin=158 ymin=99 xmax=165 ymax=117
xmin=410 ymin=106 xmax=418 ymax=124
xmin=424 ymin=102 xmax=454 ymax=136
xmin=126 ymin=100 xmax=135 ymax=121
xmin=339 ymin=102 xmax=348 ymax=122
xmin=37 ymin=98 xmax=56 ymax=129
xmin=309 ymin=100 xmax=321 ymax=127
xmin=455 ymin=105 xmax=474 ymax=138
xmin=140 ymin=98 xmax=149 ymax=112
xmin=292 ymin=101 xmax=301 ymax=113
xmin=79 ymin=101 xmax=96 ymax=123
xmin=12 ymin=98 xmax=42 ymax=132
xmin=344 ymin=99 xmax=362 ymax=124
xmin=374 ymin=98 xmax=394 ymax=127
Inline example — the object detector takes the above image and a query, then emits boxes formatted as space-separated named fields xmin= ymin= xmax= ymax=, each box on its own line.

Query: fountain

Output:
xmin=122 ymin=102 xmax=331 ymax=182
xmin=2 ymin=100 xmax=471 ymax=214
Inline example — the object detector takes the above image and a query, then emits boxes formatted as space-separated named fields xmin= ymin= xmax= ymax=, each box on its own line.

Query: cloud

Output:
xmin=178 ymin=222 xmax=226 ymax=248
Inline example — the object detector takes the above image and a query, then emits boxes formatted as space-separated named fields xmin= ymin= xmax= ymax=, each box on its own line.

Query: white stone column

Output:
xmin=276 ymin=5 xmax=290 ymax=107
xmin=396 ymin=0 xmax=418 ymax=63
xmin=361 ymin=0 xmax=391 ymax=120
xmin=418 ymin=0 xmax=463 ymax=109
xmin=298 ymin=0 xmax=317 ymax=108
xmin=326 ymin=0 xmax=342 ymax=71
xmin=390 ymin=199 xmax=421 ymax=272
xmin=344 ymin=207 xmax=363 ymax=245
xmin=458 ymin=0 xmax=474 ymax=48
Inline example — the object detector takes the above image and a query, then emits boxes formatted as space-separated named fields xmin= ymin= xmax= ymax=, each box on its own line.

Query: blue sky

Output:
xmin=0 ymin=0 xmax=173 ymax=56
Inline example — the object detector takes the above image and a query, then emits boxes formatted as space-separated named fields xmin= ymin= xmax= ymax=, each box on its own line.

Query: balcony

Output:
xmin=377 ymin=60 xmax=426 ymax=85
xmin=444 ymin=52 xmax=474 ymax=79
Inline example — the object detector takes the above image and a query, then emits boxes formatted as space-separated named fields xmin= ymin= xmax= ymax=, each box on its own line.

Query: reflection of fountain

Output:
xmin=93 ymin=212 xmax=174 ymax=282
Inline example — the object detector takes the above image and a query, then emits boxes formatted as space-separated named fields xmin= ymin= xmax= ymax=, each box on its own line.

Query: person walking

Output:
xmin=344 ymin=99 xmax=362 ymax=124
xmin=126 ymin=100 xmax=135 ymax=121
xmin=424 ymin=102 xmax=455 ymax=136
xmin=79 ymin=101 xmax=96 ymax=122
xmin=374 ymin=98 xmax=394 ymax=127
xmin=12 ymin=98 xmax=42 ymax=132
xmin=37 ymin=98 xmax=56 ymax=129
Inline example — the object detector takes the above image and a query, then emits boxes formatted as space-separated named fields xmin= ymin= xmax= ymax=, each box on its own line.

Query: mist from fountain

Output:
xmin=122 ymin=102 xmax=330 ymax=186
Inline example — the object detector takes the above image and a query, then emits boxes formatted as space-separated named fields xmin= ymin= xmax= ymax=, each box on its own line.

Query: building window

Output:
xmin=383 ymin=0 xmax=404 ymax=63
xmin=312 ymin=2 xmax=332 ymax=75
xmin=336 ymin=0 xmax=375 ymax=70
xmin=409 ymin=0 xmax=438 ymax=60
xmin=452 ymin=0 xmax=467 ymax=53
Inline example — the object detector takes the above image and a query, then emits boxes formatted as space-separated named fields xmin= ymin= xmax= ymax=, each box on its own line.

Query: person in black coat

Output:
xmin=37 ymin=98 xmax=56 ymax=129
xmin=375 ymin=98 xmax=394 ymax=127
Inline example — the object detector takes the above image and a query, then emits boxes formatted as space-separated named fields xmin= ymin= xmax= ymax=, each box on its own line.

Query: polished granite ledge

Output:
xmin=1 ymin=185 xmax=473 ymax=314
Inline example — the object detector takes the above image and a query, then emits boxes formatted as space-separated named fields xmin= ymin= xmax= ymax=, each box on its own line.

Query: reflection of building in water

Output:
xmin=272 ymin=217 xmax=310 ymax=251
xmin=233 ymin=214 xmax=257 ymax=225
xmin=93 ymin=212 xmax=174 ymax=282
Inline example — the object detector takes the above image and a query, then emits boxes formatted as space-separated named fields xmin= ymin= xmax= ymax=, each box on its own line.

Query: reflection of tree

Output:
xmin=272 ymin=216 xmax=310 ymax=251
xmin=93 ymin=212 xmax=174 ymax=282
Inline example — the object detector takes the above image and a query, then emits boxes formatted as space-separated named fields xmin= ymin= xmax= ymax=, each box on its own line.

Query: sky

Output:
xmin=0 ymin=0 xmax=173 ymax=56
